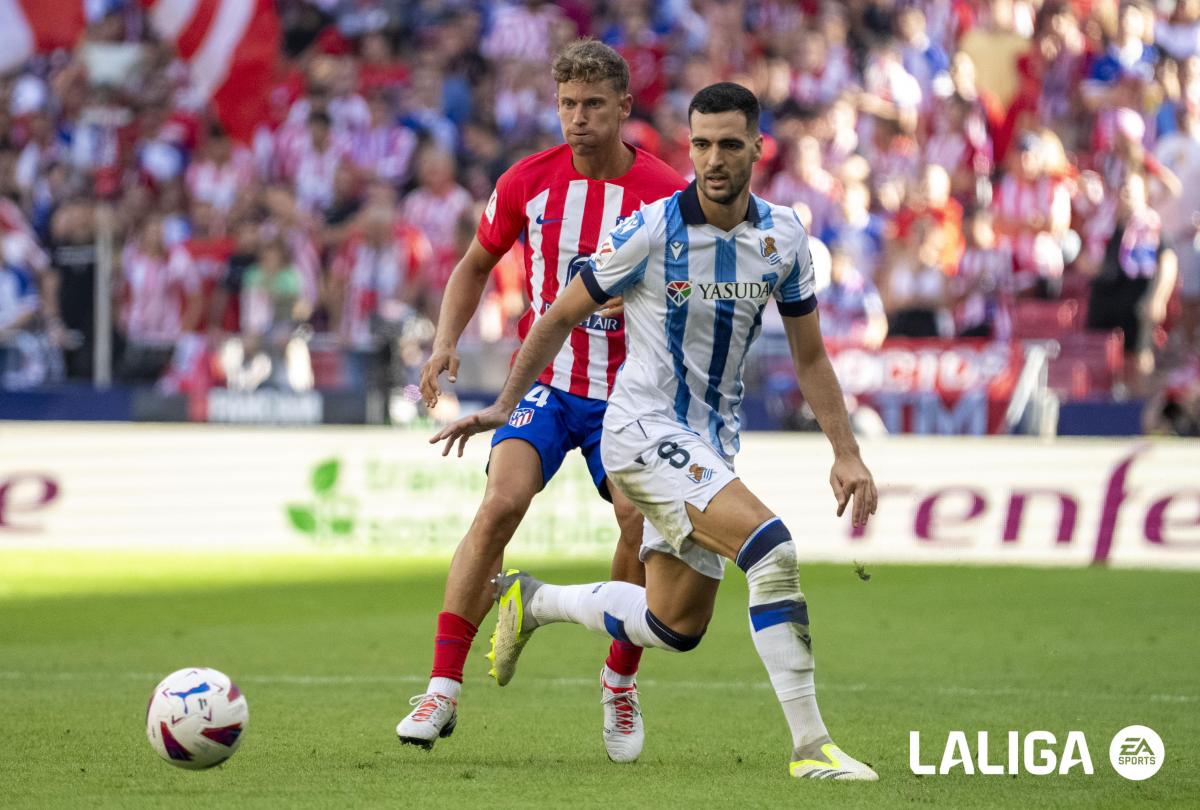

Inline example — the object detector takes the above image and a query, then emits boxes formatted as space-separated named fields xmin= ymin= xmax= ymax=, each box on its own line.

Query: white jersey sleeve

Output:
xmin=774 ymin=211 xmax=818 ymax=317
xmin=580 ymin=208 xmax=654 ymax=302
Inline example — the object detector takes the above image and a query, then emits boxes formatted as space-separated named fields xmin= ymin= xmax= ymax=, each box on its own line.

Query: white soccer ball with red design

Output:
xmin=146 ymin=667 xmax=249 ymax=769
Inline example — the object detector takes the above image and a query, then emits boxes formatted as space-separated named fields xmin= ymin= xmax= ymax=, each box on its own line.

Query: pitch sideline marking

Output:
xmin=0 ymin=670 xmax=1195 ymax=704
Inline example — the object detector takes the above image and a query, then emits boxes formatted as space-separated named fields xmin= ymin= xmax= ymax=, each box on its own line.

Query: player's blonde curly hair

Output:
xmin=552 ymin=38 xmax=629 ymax=93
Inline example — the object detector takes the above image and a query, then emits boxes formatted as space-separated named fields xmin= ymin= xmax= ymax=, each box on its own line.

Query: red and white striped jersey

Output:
xmin=476 ymin=143 xmax=686 ymax=400
xmin=332 ymin=225 xmax=432 ymax=349
xmin=185 ymin=149 xmax=255 ymax=212
xmin=120 ymin=246 xmax=198 ymax=343
xmin=990 ymin=175 xmax=1071 ymax=279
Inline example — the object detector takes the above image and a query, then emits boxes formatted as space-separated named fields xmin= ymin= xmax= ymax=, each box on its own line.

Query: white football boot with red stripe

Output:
xmin=396 ymin=692 xmax=458 ymax=750
xmin=600 ymin=670 xmax=644 ymax=763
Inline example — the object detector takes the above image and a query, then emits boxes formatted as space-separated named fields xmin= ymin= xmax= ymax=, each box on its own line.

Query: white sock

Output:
xmin=426 ymin=676 xmax=461 ymax=700
xmin=529 ymin=581 xmax=683 ymax=652
xmin=739 ymin=520 xmax=830 ymax=751
xmin=602 ymin=665 xmax=637 ymax=688
xmin=781 ymin=695 xmax=830 ymax=751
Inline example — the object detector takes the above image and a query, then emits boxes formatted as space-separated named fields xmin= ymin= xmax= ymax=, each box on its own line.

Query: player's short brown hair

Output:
xmin=552 ymin=38 xmax=629 ymax=93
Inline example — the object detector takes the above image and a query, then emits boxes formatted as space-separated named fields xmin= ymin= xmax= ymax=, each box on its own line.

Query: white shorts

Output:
xmin=600 ymin=415 xmax=737 ymax=581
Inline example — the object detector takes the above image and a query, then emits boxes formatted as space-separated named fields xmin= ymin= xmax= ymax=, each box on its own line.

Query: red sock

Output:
xmin=605 ymin=639 xmax=643 ymax=677
xmin=430 ymin=611 xmax=478 ymax=682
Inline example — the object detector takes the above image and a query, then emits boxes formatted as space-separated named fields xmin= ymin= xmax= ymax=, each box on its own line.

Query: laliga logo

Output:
xmin=909 ymin=731 xmax=1094 ymax=776
xmin=910 ymin=726 xmax=1165 ymax=779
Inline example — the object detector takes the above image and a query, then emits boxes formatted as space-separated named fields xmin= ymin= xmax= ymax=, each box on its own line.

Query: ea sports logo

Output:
xmin=1109 ymin=725 xmax=1164 ymax=781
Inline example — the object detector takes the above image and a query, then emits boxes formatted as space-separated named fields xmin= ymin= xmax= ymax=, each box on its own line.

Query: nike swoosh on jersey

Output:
xmin=535 ymin=214 xmax=565 ymax=224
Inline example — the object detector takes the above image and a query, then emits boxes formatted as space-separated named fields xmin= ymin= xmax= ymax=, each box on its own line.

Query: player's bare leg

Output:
xmin=397 ymin=439 xmax=541 ymax=749
xmin=442 ymin=439 xmax=543 ymax=623
xmin=609 ymin=487 xmax=646 ymax=586
xmin=492 ymin=478 xmax=876 ymax=779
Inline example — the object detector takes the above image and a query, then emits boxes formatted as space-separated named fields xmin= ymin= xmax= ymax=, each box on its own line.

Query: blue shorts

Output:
xmin=490 ymin=382 xmax=611 ymax=501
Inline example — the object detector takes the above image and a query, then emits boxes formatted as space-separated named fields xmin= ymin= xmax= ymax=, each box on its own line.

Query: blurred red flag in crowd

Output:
xmin=0 ymin=1 xmax=278 ymax=143
xmin=0 ymin=0 xmax=87 ymax=71
xmin=142 ymin=0 xmax=280 ymax=143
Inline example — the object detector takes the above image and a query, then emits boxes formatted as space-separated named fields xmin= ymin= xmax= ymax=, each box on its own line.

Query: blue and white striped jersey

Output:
xmin=580 ymin=182 xmax=817 ymax=458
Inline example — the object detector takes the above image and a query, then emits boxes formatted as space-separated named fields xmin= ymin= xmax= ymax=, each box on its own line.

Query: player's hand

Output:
xmin=600 ymin=295 xmax=624 ymax=318
xmin=429 ymin=403 xmax=510 ymax=458
xmin=830 ymin=454 xmax=878 ymax=529
xmin=420 ymin=346 xmax=460 ymax=409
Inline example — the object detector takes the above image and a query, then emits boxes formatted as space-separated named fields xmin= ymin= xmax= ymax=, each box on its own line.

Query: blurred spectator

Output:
xmin=880 ymin=219 xmax=949 ymax=338
xmin=897 ymin=7 xmax=951 ymax=106
xmin=285 ymin=110 xmax=349 ymax=214
xmin=767 ymin=135 xmax=841 ymax=238
xmin=0 ymin=0 xmax=1194 ymax=411
xmin=819 ymin=246 xmax=888 ymax=348
xmin=1083 ymin=173 xmax=1178 ymax=389
xmin=352 ymin=92 xmax=418 ymax=186
xmin=241 ymin=237 xmax=308 ymax=344
xmin=329 ymin=206 xmax=431 ymax=351
xmin=185 ymin=124 xmax=255 ymax=215
xmin=400 ymin=146 xmax=474 ymax=289
xmin=117 ymin=216 xmax=200 ymax=382
xmin=1083 ymin=1 xmax=1157 ymax=108
xmin=0 ymin=255 xmax=41 ymax=387
xmin=1154 ymin=103 xmax=1200 ymax=352
xmin=42 ymin=200 xmax=100 ymax=379
xmin=960 ymin=0 xmax=1045 ymax=109
xmin=170 ymin=201 xmax=232 ymax=331
xmin=952 ymin=210 xmax=1014 ymax=339
xmin=894 ymin=163 xmax=964 ymax=276
xmin=991 ymin=132 xmax=1071 ymax=295
xmin=821 ymin=181 xmax=884 ymax=280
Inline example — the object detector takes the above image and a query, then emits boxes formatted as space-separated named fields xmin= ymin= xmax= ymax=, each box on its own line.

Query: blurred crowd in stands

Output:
xmin=0 ymin=0 xmax=1198 ymax=431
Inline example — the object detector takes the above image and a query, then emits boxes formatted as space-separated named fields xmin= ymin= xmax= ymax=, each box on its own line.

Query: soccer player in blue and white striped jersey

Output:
xmin=433 ymin=83 xmax=879 ymax=780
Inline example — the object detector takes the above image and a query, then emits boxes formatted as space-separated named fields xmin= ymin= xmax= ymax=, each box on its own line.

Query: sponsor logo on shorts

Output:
xmin=667 ymin=280 xmax=693 ymax=306
xmin=508 ymin=408 xmax=535 ymax=428
xmin=687 ymin=464 xmax=713 ymax=483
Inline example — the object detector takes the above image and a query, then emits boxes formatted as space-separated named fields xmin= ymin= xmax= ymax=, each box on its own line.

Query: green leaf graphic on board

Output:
xmin=311 ymin=459 xmax=340 ymax=494
xmin=287 ymin=504 xmax=317 ymax=534
xmin=330 ymin=517 xmax=355 ymax=536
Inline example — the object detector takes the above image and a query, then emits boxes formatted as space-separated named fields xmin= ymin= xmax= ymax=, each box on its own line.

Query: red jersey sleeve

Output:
xmin=476 ymin=167 xmax=526 ymax=257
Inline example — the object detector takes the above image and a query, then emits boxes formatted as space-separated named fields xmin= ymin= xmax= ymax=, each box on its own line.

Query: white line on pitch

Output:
xmin=0 ymin=670 xmax=1195 ymax=704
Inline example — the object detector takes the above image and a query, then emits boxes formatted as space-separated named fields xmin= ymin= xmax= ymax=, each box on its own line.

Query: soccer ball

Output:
xmin=145 ymin=667 xmax=249 ymax=769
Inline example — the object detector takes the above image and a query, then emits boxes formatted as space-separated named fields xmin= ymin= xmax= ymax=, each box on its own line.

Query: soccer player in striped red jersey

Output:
xmin=396 ymin=39 xmax=686 ymax=761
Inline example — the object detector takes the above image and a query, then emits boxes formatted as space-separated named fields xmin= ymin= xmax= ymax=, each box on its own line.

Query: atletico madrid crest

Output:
xmin=508 ymin=408 xmax=535 ymax=428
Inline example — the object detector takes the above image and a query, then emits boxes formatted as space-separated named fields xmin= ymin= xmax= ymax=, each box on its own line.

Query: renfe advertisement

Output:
xmin=1 ymin=424 xmax=1196 ymax=569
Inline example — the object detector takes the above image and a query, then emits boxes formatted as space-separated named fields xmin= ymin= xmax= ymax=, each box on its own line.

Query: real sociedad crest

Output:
xmin=760 ymin=236 xmax=782 ymax=266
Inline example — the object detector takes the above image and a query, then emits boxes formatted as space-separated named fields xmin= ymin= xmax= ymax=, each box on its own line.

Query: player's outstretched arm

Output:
xmin=420 ymin=237 xmax=504 ymax=408
xmin=429 ymin=277 xmax=605 ymax=457
xmin=781 ymin=309 xmax=878 ymax=528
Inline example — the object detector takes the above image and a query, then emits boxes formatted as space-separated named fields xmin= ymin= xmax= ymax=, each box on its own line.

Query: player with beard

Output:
xmin=432 ymin=83 xmax=879 ymax=780
xmin=396 ymin=39 xmax=685 ymax=763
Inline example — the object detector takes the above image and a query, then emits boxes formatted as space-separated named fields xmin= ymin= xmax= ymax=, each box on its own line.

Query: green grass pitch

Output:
xmin=1 ymin=550 xmax=1196 ymax=808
